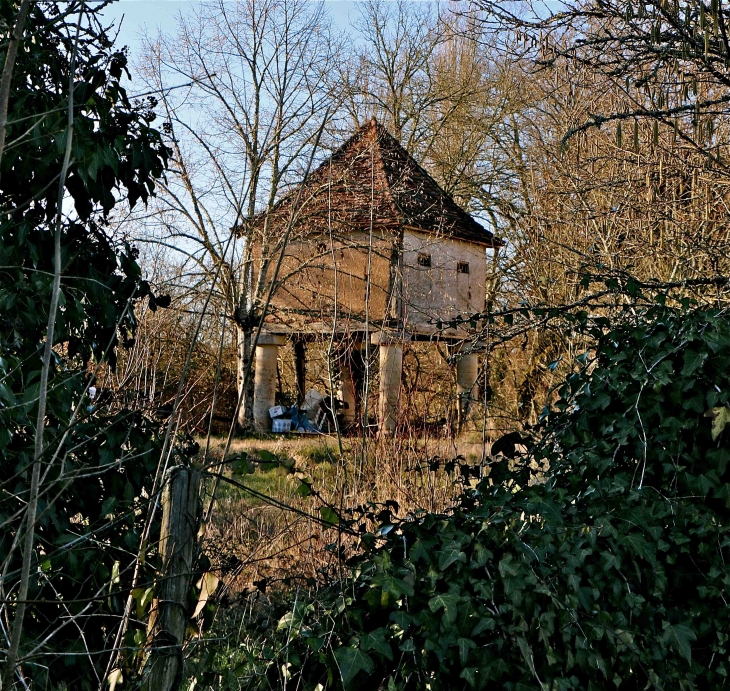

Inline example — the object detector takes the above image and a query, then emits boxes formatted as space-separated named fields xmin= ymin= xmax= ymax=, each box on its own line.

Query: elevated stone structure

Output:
xmin=251 ymin=119 xmax=502 ymax=433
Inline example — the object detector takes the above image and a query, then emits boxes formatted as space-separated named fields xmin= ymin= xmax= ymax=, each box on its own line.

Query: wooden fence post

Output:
xmin=143 ymin=466 xmax=201 ymax=691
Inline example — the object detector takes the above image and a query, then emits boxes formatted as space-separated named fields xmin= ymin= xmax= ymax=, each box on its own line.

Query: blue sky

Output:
xmin=101 ymin=0 xmax=360 ymax=59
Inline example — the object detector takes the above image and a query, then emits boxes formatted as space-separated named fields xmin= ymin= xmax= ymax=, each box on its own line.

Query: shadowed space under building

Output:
xmin=251 ymin=118 xmax=502 ymax=433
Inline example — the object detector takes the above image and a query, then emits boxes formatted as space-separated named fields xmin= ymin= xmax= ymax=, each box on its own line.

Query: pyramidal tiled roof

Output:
xmin=269 ymin=118 xmax=503 ymax=247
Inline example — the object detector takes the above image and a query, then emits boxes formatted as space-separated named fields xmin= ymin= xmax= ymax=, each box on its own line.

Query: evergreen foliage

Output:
xmin=274 ymin=304 xmax=730 ymax=690
xmin=0 ymin=2 xmax=194 ymax=687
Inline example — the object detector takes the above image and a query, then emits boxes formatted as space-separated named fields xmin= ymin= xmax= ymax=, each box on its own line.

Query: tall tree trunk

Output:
xmin=236 ymin=324 xmax=254 ymax=429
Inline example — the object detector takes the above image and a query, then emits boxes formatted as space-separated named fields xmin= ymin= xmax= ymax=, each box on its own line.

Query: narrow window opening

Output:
xmin=417 ymin=252 xmax=431 ymax=267
xmin=457 ymin=261 xmax=470 ymax=274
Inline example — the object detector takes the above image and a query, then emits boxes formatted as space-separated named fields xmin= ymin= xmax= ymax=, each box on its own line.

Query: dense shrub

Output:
xmin=0 ymin=2 xmax=197 ymax=686
xmin=269 ymin=305 xmax=730 ymax=690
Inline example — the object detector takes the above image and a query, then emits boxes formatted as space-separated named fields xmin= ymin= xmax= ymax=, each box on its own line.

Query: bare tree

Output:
xmin=338 ymin=0 xmax=445 ymax=151
xmin=459 ymin=0 xmax=730 ymax=425
xmin=135 ymin=0 xmax=340 ymax=428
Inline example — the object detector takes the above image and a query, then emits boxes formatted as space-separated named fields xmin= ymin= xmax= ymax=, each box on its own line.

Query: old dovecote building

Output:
xmin=251 ymin=118 xmax=502 ymax=433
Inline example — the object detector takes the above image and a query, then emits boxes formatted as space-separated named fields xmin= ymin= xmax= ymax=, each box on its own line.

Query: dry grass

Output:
xmin=201 ymin=433 xmax=490 ymax=602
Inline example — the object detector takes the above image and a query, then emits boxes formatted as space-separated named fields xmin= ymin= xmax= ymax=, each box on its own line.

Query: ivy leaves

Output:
xmin=662 ymin=622 xmax=696 ymax=664
xmin=706 ymin=406 xmax=730 ymax=441
xmin=271 ymin=305 xmax=730 ymax=690
xmin=428 ymin=593 xmax=461 ymax=626
xmin=333 ymin=646 xmax=374 ymax=686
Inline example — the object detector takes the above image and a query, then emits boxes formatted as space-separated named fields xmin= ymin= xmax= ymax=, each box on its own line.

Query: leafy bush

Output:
xmin=0 ymin=1 xmax=197 ymax=687
xmin=270 ymin=305 xmax=730 ymax=690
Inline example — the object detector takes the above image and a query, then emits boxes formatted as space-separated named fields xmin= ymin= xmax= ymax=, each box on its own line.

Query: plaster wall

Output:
xmin=258 ymin=230 xmax=488 ymax=334
xmin=261 ymin=231 xmax=394 ymax=329
xmin=401 ymin=231 xmax=487 ymax=327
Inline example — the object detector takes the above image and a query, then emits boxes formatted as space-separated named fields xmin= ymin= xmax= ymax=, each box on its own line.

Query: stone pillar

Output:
xmin=339 ymin=364 xmax=356 ymax=426
xmin=253 ymin=333 xmax=286 ymax=430
xmin=456 ymin=350 xmax=480 ymax=428
xmin=372 ymin=332 xmax=408 ymax=435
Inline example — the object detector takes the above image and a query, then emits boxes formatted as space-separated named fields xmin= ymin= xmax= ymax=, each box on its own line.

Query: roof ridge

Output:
xmin=369 ymin=120 xmax=469 ymax=237
xmin=378 ymin=123 xmax=460 ymax=209
xmin=366 ymin=119 xmax=406 ymax=228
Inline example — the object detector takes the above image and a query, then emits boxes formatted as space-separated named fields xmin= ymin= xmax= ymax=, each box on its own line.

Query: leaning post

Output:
xmin=143 ymin=465 xmax=201 ymax=691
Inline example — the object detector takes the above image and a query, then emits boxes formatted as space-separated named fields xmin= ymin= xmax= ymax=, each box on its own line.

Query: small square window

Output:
xmin=417 ymin=252 xmax=432 ymax=268
xmin=457 ymin=261 xmax=470 ymax=274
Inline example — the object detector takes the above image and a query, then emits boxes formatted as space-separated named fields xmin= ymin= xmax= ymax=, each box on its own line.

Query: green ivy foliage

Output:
xmin=277 ymin=305 xmax=730 ymax=690
xmin=0 ymin=1 xmax=193 ymax=687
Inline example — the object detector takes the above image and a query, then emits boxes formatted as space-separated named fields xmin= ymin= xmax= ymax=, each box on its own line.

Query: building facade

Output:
xmin=250 ymin=119 xmax=502 ymax=432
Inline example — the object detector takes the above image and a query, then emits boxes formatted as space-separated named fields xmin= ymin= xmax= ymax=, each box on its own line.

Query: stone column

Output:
xmin=456 ymin=349 xmax=480 ymax=428
xmin=253 ymin=333 xmax=286 ymax=430
xmin=372 ymin=332 xmax=407 ymax=435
